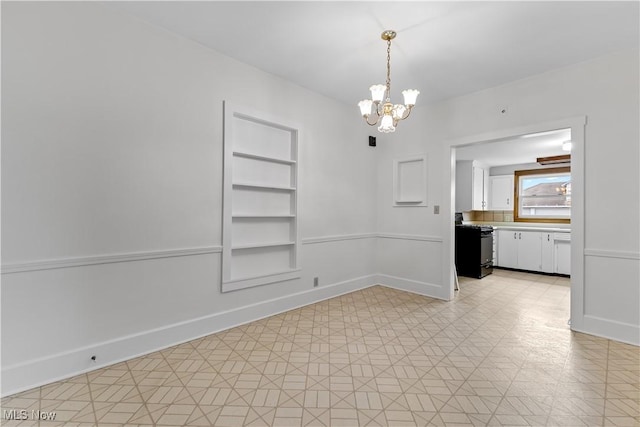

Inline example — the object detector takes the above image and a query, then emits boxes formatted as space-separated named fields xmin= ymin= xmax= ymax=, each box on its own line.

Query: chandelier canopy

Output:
xmin=358 ymin=30 xmax=419 ymax=133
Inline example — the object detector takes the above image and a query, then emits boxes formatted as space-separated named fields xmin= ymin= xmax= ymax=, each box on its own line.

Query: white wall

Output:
xmin=377 ymin=48 xmax=639 ymax=344
xmin=373 ymin=115 xmax=448 ymax=299
xmin=1 ymin=2 xmax=377 ymax=395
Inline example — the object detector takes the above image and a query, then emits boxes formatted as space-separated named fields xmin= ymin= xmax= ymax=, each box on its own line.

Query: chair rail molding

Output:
xmin=1 ymin=246 xmax=223 ymax=274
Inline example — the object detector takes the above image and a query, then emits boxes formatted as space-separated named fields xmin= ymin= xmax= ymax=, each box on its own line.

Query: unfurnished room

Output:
xmin=1 ymin=2 xmax=639 ymax=426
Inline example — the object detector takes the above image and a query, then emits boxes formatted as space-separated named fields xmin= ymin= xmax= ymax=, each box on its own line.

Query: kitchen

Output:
xmin=454 ymin=128 xmax=572 ymax=281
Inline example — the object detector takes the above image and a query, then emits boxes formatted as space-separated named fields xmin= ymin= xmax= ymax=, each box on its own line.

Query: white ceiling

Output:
xmin=455 ymin=128 xmax=572 ymax=167
xmin=105 ymin=2 xmax=636 ymax=166
xmin=106 ymin=1 xmax=639 ymax=107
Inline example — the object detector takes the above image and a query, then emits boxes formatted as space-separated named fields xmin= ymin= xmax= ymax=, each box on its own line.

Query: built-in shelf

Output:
xmin=233 ymin=150 xmax=296 ymax=165
xmin=232 ymin=182 xmax=296 ymax=191
xmin=232 ymin=214 xmax=295 ymax=218
xmin=225 ymin=269 xmax=302 ymax=292
xmin=222 ymin=101 xmax=300 ymax=293
xmin=231 ymin=241 xmax=295 ymax=250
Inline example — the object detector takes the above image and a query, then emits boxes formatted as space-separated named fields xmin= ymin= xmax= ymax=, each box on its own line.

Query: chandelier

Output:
xmin=358 ymin=30 xmax=419 ymax=133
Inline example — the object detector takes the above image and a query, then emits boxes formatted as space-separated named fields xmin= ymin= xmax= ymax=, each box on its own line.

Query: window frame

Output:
xmin=514 ymin=166 xmax=571 ymax=224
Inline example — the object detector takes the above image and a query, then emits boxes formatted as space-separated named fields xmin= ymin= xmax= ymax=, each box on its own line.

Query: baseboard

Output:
xmin=376 ymin=274 xmax=443 ymax=299
xmin=1 ymin=274 xmax=377 ymax=397
xmin=574 ymin=315 xmax=640 ymax=346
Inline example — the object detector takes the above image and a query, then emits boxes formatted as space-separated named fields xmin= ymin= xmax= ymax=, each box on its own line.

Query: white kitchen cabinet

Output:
xmin=497 ymin=230 xmax=518 ymax=268
xmin=518 ymin=231 xmax=543 ymax=272
xmin=554 ymin=233 xmax=571 ymax=275
xmin=497 ymin=230 xmax=542 ymax=271
xmin=497 ymin=228 xmax=571 ymax=275
xmin=456 ymin=160 xmax=488 ymax=211
xmin=541 ymin=232 xmax=555 ymax=273
xmin=489 ymin=175 xmax=514 ymax=210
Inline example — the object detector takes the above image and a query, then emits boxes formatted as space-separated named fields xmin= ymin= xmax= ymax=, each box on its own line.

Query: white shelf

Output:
xmin=233 ymin=150 xmax=296 ymax=165
xmin=232 ymin=182 xmax=296 ymax=191
xmin=231 ymin=241 xmax=295 ymax=250
xmin=232 ymin=214 xmax=295 ymax=218
xmin=224 ymin=269 xmax=302 ymax=292
xmin=230 ymin=268 xmax=301 ymax=284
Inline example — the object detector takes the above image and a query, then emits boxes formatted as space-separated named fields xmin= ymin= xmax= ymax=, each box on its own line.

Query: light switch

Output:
xmin=434 ymin=205 xmax=440 ymax=214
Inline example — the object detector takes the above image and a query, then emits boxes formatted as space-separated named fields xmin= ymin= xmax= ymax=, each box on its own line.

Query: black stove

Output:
xmin=455 ymin=223 xmax=494 ymax=279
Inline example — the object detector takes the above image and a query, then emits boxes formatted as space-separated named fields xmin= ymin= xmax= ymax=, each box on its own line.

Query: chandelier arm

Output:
xmin=398 ymin=105 xmax=414 ymax=121
xmin=364 ymin=107 xmax=382 ymax=126
xmin=364 ymin=114 xmax=379 ymax=126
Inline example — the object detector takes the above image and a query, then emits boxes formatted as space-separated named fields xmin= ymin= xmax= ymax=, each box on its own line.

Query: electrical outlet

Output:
xmin=313 ymin=277 xmax=319 ymax=287
xmin=434 ymin=205 xmax=440 ymax=214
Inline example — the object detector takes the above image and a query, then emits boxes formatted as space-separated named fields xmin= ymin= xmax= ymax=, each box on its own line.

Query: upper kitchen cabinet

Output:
xmin=489 ymin=175 xmax=514 ymax=210
xmin=456 ymin=160 xmax=489 ymax=211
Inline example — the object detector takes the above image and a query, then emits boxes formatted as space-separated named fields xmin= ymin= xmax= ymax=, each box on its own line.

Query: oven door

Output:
xmin=480 ymin=230 xmax=494 ymax=266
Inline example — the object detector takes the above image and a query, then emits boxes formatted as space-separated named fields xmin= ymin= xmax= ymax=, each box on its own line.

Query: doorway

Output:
xmin=443 ymin=117 xmax=586 ymax=333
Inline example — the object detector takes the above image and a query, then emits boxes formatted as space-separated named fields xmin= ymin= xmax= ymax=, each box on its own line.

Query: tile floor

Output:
xmin=1 ymin=269 xmax=638 ymax=426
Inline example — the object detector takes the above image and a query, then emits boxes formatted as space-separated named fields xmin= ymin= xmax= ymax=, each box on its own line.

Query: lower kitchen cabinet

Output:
xmin=554 ymin=234 xmax=571 ymax=275
xmin=497 ymin=229 xmax=570 ymax=274
xmin=497 ymin=230 xmax=543 ymax=271
xmin=497 ymin=230 xmax=516 ymax=268
xmin=541 ymin=232 xmax=554 ymax=273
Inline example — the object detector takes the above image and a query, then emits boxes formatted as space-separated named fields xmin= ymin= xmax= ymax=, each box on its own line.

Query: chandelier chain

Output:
xmin=385 ymin=38 xmax=392 ymax=102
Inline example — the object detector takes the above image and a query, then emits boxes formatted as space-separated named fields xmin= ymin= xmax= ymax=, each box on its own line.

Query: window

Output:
xmin=514 ymin=167 xmax=570 ymax=223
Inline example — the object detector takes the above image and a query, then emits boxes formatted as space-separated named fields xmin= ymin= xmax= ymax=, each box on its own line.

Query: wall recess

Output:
xmin=222 ymin=102 xmax=301 ymax=292
xmin=393 ymin=155 xmax=428 ymax=207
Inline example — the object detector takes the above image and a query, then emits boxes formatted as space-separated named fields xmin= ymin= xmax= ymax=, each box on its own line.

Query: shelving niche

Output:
xmin=222 ymin=102 xmax=300 ymax=292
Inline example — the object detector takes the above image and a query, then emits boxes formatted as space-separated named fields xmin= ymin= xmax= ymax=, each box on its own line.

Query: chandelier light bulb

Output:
xmin=369 ymin=85 xmax=386 ymax=103
xmin=378 ymin=114 xmax=395 ymax=133
xmin=358 ymin=99 xmax=373 ymax=117
xmin=402 ymin=89 xmax=420 ymax=106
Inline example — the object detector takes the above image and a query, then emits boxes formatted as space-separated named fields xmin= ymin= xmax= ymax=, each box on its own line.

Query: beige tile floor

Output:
xmin=2 ymin=269 xmax=638 ymax=426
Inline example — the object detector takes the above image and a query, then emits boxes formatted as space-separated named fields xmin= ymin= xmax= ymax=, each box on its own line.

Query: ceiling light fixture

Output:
xmin=562 ymin=140 xmax=573 ymax=151
xmin=358 ymin=30 xmax=419 ymax=133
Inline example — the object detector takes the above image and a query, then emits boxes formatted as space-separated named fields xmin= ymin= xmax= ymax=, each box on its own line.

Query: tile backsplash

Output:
xmin=466 ymin=210 xmax=514 ymax=222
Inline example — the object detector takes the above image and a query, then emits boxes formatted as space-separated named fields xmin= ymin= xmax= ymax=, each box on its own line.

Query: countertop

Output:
xmin=464 ymin=221 xmax=571 ymax=233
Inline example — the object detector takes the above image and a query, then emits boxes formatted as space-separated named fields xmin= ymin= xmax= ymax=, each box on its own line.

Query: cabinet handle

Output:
xmin=547 ymin=234 xmax=550 ymax=241
xmin=514 ymin=232 xmax=517 ymax=239
xmin=519 ymin=232 xmax=522 ymax=239
xmin=506 ymin=198 xmax=509 ymax=205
